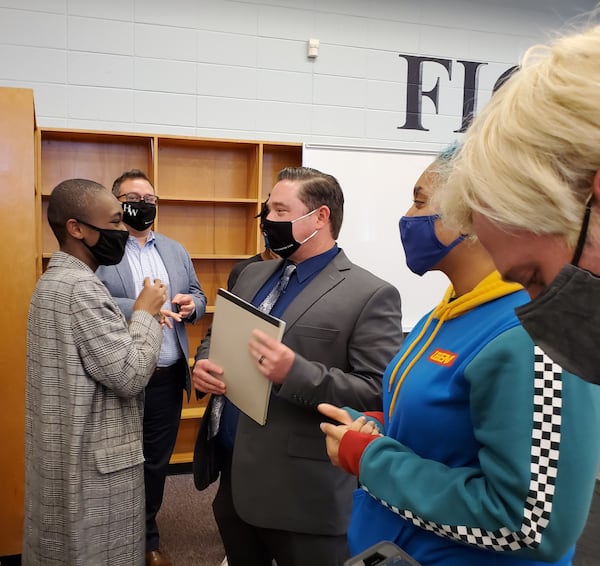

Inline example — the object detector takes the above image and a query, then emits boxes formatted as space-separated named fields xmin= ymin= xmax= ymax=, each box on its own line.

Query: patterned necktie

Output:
xmin=209 ymin=263 xmax=296 ymax=437
xmin=257 ymin=263 xmax=296 ymax=314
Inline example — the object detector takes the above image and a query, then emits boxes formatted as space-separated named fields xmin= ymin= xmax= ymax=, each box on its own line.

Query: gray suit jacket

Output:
xmin=198 ymin=250 xmax=403 ymax=535
xmin=97 ymin=232 xmax=206 ymax=398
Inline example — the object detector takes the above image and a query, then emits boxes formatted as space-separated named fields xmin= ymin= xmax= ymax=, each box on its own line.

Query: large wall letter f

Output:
xmin=397 ymin=54 xmax=452 ymax=132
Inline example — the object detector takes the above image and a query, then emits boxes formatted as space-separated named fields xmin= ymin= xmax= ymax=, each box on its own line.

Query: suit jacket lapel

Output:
xmin=235 ymin=259 xmax=283 ymax=303
xmin=154 ymin=236 xmax=175 ymax=299
xmin=282 ymin=251 xmax=349 ymax=332
xmin=233 ymin=251 xmax=350 ymax=333
xmin=114 ymin=258 xmax=136 ymax=298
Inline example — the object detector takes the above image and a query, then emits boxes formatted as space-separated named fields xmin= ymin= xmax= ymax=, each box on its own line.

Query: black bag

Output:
xmin=344 ymin=541 xmax=422 ymax=566
xmin=192 ymin=395 xmax=223 ymax=491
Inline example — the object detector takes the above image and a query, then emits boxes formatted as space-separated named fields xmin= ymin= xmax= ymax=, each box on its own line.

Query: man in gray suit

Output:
xmin=192 ymin=167 xmax=403 ymax=566
xmin=25 ymin=179 xmax=167 ymax=565
xmin=97 ymin=170 xmax=206 ymax=566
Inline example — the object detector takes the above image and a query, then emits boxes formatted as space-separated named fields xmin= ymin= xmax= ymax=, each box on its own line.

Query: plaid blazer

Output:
xmin=23 ymin=252 xmax=163 ymax=566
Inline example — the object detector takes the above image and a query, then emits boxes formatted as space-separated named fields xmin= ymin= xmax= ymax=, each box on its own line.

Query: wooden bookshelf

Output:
xmin=35 ymin=128 xmax=303 ymax=463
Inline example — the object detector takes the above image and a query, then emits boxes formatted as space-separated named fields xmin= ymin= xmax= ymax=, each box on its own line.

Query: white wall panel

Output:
xmin=366 ymin=80 xmax=406 ymax=113
xmin=134 ymin=0 xmax=201 ymax=30
xmin=256 ymin=37 xmax=309 ymax=73
xmin=314 ymin=75 xmax=367 ymax=108
xmin=68 ymin=16 xmax=133 ymax=55
xmin=367 ymin=18 xmax=421 ymax=52
xmin=0 ymin=45 xmax=66 ymax=83
xmin=255 ymin=100 xmax=312 ymax=134
xmin=67 ymin=86 xmax=133 ymax=122
xmin=0 ymin=0 xmax=65 ymax=13
xmin=135 ymin=58 xmax=197 ymax=94
xmin=418 ymin=24 xmax=471 ymax=60
xmin=134 ymin=91 xmax=196 ymax=127
xmin=200 ymin=1 xmax=258 ymax=35
xmin=29 ymin=83 xmax=68 ymax=117
xmin=256 ymin=69 xmax=312 ymax=104
xmin=69 ymin=52 xmax=133 ymax=88
xmin=315 ymin=12 xmax=369 ymax=49
xmin=372 ymin=0 xmax=421 ymax=23
xmin=197 ymin=96 xmax=257 ymax=131
xmin=311 ymin=105 xmax=365 ymax=138
xmin=257 ymin=5 xmax=316 ymax=40
xmin=134 ymin=24 xmax=197 ymax=61
xmin=67 ymin=0 xmax=133 ymax=21
xmin=197 ymin=30 xmax=257 ymax=67
xmin=0 ymin=0 xmax=596 ymax=144
xmin=312 ymin=44 xmax=367 ymax=79
xmin=0 ymin=8 xmax=66 ymax=48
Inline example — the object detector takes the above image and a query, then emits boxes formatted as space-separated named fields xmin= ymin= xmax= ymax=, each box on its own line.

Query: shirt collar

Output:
xmin=127 ymin=230 xmax=156 ymax=249
xmin=293 ymin=244 xmax=338 ymax=283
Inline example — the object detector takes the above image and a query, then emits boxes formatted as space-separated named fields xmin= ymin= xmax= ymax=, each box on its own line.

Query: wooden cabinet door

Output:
xmin=0 ymin=87 xmax=37 ymax=556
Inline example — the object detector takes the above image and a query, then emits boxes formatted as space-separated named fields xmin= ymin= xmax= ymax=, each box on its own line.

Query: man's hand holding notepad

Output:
xmin=208 ymin=288 xmax=286 ymax=425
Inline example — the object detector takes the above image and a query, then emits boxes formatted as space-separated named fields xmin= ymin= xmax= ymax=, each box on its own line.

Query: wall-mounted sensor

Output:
xmin=307 ymin=38 xmax=320 ymax=59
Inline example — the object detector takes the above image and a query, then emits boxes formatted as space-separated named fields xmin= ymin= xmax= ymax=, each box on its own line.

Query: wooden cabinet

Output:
xmin=36 ymin=128 xmax=303 ymax=464
xmin=0 ymin=88 xmax=37 ymax=557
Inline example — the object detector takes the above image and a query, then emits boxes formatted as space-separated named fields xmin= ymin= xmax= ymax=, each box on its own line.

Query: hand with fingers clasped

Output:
xmin=248 ymin=328 xmax=295 ymax=384
xmin=172 ymin=292 xmax=196 ymax=320
xmin=133 ymin=277 xmax=169 ymax=319
xmin=318 ymin=403 xmax=382 ymax=469
xmin=192 ymin=358 xmax=226 ymax=396
xmin=132 ymin=277 xmax=182 ymax=328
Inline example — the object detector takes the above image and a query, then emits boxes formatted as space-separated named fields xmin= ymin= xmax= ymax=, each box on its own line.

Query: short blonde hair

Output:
xmin=441 ymin=25 xmax=600 ymax=247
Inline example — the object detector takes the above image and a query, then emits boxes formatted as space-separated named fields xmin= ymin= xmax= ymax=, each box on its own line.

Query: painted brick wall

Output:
xmin=0 ymin=0 xmax=595 ymax=150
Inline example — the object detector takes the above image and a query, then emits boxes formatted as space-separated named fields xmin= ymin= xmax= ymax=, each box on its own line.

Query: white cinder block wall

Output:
xmin=0 ymin=0 xmax=596 ymax=151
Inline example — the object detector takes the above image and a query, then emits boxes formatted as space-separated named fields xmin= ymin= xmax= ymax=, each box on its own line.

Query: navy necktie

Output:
xmin=257 ymin=263 xmax=296 ymax=314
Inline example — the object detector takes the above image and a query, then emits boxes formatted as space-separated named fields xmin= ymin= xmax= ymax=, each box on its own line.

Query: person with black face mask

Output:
xmin=192 ymin=166 xmax=403 ymax=566
xmin=318 ymin=151 xmax=600 ymax=566
xmin=24 ymin=178 xmax=167 ymax=566
xmin=96 ymin=169 xmax=207 ymax=566
xmin=440 ymin=25 xmax=600 ymax=386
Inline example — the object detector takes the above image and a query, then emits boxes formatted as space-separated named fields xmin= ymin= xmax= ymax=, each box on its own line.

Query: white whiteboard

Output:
xmin=303 ymin=145 xmax=449 ymax=331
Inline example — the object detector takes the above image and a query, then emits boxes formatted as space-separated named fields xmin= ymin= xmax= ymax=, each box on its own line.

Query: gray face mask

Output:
xmin=515 ymin=264 xmax=600 ymax=384
xmin=515 ymin=193 xmax=600 ymax=384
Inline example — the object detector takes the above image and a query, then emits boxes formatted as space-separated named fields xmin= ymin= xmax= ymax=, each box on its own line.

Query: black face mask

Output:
xmin=77 ymin=219 xmax=129 ymax=266
xmin=515 ymin=264 xmax=600 ymax=384
xmin=121 ymin=202 xmax=156 ymax=231
xmin=515 ymin=194 xmax=600 ymax=383
xmin=261 ymin=210 xmax=318 ymax=259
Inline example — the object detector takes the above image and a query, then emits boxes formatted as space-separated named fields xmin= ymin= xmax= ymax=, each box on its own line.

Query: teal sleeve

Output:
xmin=343 ymin=407 xmax=384 ymax=430
xmin=358 ymin=326 xmax=600 ymax=562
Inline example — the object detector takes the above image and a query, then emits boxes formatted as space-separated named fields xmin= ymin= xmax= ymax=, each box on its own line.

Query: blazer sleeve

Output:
xmin=279 ymin=279 xmax=403 ymax=412
xmin=71 ymin=276 xmax=163 ymax=398
xmin=159 ymin=235 xmax=206 ymax=323
xmin=181 ymin=252 xmax=206 ymax=324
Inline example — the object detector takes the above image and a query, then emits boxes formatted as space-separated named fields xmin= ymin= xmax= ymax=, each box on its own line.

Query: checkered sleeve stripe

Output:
xmin=362 ymin=346 xmax=562 ymax=552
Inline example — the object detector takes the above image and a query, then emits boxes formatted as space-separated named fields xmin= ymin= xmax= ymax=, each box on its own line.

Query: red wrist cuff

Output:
xmin=338 ymin=430 xmax=378 ymax=476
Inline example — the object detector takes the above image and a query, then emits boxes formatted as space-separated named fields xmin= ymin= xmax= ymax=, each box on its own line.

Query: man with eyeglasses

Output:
xmin=97 ymin=169 xmax=207 ymax=566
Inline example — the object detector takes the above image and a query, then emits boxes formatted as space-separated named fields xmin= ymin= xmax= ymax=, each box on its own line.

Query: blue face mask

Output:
xmin=399 ymin=215 xmax=464 ymax=276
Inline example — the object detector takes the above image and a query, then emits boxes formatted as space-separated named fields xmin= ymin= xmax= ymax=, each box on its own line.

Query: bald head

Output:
xmin=47 ymin=178 xmax=108 ymax=245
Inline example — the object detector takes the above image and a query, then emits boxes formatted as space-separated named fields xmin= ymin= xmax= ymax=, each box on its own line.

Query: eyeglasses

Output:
xmin=118 ymin=192 xmax=159 ymax=205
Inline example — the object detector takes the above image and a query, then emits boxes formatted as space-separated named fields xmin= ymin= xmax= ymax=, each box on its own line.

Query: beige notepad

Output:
xmin=208 ymin=288 xmax=286 ymax=425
